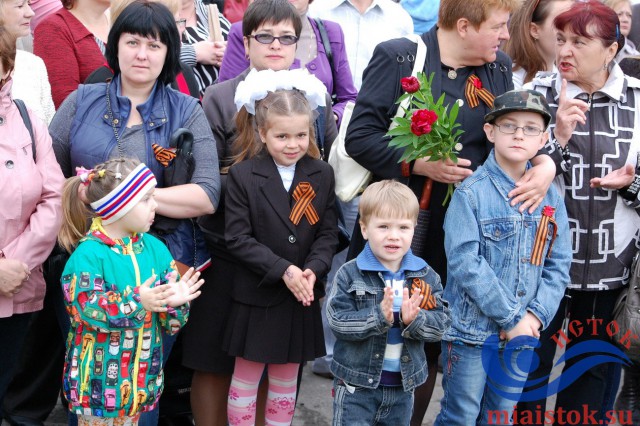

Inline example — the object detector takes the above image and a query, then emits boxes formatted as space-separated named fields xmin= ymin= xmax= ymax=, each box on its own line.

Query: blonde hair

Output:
xmin=359 ymin=180 xmax=419 ymax=226
xmin=230 ymin=89 xmax=320 ymax=168
xmin=110 ymin=0 xmax=180 ymax=24
xmin=438 ymin=0 xmax=522 ymax=30
xmin=59 ymin=158 xmax=141 ymax=252
xmin=602 ymin=0 xmax=631 ymax=11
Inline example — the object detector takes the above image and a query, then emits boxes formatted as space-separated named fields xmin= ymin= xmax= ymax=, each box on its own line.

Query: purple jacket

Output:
xmin=218 ymin=18 xmax=357 ymax=124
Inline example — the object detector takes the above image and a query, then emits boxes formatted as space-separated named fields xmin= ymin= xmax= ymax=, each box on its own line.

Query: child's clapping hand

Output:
xmin=283 ymin=265 xmax=314 ymax=306
xmin=380 ymin=287 xmax=394 ymax=323
xmin=401 ymin=287 xmax=423 ymax=326
xmin=139 ymin=274 xmax=174 ymax=312
xmin=505 ymin=312 xmax=542 ymax=341
xmin=164 ymin=267 xmax=204 ymax=307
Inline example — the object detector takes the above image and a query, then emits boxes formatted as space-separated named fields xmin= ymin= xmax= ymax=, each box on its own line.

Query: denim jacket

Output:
xmin=326 ymin=245 xmax=450 ymax=391
xmin=443 ymin=150 xmax=572 ymax=345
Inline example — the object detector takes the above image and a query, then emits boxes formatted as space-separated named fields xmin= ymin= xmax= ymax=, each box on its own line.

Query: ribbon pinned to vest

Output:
xmin=530 ymin=206 xmax=558 ymax=266
xmin=152 ymin=143 xmax=177 ymax=167
xmin=290 ymin=182 xmax=319 ymax=225
xmin=465 ymin=75 xmax=495 ymax=109
xmin=411 ymin=278 xmax=437 ymax=310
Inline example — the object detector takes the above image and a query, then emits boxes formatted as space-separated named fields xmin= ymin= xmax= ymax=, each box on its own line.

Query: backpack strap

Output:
xmin=14 ymin=99 xmax=36 ymax=161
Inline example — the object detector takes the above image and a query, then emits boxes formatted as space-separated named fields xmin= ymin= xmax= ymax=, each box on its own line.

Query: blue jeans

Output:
xmin=435 ymin=340 xmax=534 ymax=426
xmin=332 ymin=379 xmax=413 ymax=426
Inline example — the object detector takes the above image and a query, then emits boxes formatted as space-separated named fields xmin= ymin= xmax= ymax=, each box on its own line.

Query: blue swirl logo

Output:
xmin=481 ymin=335 xmax=631 ymax=401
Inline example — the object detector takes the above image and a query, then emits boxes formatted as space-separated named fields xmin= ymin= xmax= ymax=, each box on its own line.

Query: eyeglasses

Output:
xmin=248 ymin=33 xmax=299 ymax=45
xmin=175 ymin=19 xmax=187 ymax=28
xmin=494 ymin=123 xmax=544 ymax=136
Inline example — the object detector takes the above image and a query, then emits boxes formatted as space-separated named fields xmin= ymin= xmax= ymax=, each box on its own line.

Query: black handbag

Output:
xmin=612 ymin=250 xmax=640 ymax=363
xmin=152 ymin=128 xmax=195 ymax=235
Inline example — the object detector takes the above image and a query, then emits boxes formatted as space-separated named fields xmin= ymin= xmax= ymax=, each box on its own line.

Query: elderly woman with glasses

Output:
xmin=518 ymin=1 xmax=640 ymax=423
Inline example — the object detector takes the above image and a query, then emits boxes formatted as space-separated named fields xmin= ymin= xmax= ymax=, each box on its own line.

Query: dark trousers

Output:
xmin=517 ymin=289 xmax=623 ymax=426
xmin=0 ymin=313 xmax=34 ymax=410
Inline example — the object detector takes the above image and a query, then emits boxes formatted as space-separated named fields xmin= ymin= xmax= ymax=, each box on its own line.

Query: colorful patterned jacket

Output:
xmin=61 ymin=229 xmax=189 ymax=417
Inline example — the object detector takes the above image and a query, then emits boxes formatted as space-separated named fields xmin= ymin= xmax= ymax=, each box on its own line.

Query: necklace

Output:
xmin=447 ymin=69 xmax=457 ymax=80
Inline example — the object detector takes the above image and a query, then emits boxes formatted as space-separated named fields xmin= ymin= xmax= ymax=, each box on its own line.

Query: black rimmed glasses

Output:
xmin=248 ymin=33 xmax=299 ymax=45
xmin=494 ymin=123 xmax=544 ymax=136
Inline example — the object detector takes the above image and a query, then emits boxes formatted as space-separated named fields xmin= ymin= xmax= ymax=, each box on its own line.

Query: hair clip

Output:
xmin=76 ymin=166 xmax=93 ymax=186
xmin=97 ymin=170 xmax=106 ymax=178
xmin=115 ymin=173 xmax=122 ymax=180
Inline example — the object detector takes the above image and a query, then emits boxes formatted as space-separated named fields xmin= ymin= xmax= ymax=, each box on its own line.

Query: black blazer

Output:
xmin=225 ymin=154 xmax=339 ymax=307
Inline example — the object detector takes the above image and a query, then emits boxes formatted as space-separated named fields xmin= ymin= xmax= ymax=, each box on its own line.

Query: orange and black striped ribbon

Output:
xmin=152 ymin=143 xmax=177 ymax=167
xmin=465 ymin=75 xmax=495 ymax=109
xmin=411 ymin=278 xmax=437 ymax=310
xmin=531 ymin=206 xmax=558 ymax=266
xmin=290 ymin=182 xmax=319 ymax=226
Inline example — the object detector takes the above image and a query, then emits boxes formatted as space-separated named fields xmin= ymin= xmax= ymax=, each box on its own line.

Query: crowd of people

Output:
xmin=1 ymin=0 xmax=640 ymax=425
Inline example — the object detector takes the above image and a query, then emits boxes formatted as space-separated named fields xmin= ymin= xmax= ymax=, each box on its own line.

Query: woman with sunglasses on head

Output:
xmin=216 ymin=0 xmax=356 ymax=125
xmin=504 ymin=0 xmax=573 ymax=89
xmin=184 ymin=1 xmax=338 ymax=424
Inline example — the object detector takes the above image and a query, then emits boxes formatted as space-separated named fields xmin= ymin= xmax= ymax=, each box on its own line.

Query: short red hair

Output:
xmin=554 ymin=0 xmax=623 ymax=54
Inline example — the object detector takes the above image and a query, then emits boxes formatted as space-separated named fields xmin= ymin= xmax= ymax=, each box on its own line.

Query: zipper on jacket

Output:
xmin=127 ymin=244 xmax=146 ymax=416
xmin=78 ymin=337 xmax=95 ymax=401
xmin=581 ymin=94 xmax=595 ymax=288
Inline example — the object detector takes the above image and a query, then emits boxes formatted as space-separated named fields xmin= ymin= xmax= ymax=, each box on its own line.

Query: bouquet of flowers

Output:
xmin=387 ymin=72 xmax=464 ymax=205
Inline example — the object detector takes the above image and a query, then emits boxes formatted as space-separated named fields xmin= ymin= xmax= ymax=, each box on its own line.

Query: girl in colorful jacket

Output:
xmin=58 ymin=158 xmax=204 ymax=424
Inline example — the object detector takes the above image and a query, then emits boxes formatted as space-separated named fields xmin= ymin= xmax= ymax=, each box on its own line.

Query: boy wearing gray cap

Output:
xmin=434 ymin=90 xmax=573 ymax=426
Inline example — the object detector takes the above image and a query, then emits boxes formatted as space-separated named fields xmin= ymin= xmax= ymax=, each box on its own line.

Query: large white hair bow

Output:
xmin=234 ymin=68 xmax=328 ymax=114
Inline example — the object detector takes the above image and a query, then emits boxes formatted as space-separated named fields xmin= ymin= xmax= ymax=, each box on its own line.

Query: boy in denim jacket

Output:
xmin=434 ymin=90 xmax=572 ymax=426
xmin=326 ymin=180 xmax=450 ymax=426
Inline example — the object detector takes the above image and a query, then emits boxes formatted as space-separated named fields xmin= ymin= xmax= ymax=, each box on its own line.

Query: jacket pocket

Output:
xmin=347 ymin=283 xmax=378 ymax=311
xmin=480 ymin=220 xmax=517 ymax=268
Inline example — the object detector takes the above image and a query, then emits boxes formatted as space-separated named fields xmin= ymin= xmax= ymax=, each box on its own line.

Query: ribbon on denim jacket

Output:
xmin=530 ymin=206 xmax=558 ymax=266
xmin=411 ymin=278 xmax=437 ymax=310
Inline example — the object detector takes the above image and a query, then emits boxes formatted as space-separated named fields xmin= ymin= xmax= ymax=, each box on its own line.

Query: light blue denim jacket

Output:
xmin=443 ymin=150 xmax=572 ymax=345
xmin=327 ymin=244 xmax=450 ymax=391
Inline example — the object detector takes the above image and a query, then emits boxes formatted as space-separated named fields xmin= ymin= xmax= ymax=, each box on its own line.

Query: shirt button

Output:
xmin=457 ymin=99 xmax=464 ymax=107
xmin=149 ymin=122 xmax=155 ymax=127
xmin=401 ymin=356 xmax=409 ymax=362
xmin=494 ymin=229 xmax=501 ymax=237
xmin=368 ymin=378 xmax=373 ymax=384
xmin=517 ymin=290 xmax=525 ymax=297
xmin=374 ymin=353 xmax=380 ymax=359
xmin=5 ymin=160 xmax=14 ymax=169
xmin=524 ymin=222 xmax=530 ymax=228
xmin=521 ymin=258 xmax=528 ymax=263
xmin=288 ymin=235 xmax=296 ymax=243
xmin=408 ymin=379 xmax=414 ymax=385
xmin=309 ymin=63 xmax=317 ymax=70
xmin=113 ymin=118 xmax=119 ymax=125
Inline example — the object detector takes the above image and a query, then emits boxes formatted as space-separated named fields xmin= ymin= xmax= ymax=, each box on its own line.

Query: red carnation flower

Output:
xmin=401 ymin=76 xmax=420 ymax=93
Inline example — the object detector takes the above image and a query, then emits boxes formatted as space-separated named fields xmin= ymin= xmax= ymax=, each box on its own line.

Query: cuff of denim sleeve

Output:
xmin=401 ymin=161 xmax=411 ymax=178
xmin=619 ymin=173 xmax=640 ymax=201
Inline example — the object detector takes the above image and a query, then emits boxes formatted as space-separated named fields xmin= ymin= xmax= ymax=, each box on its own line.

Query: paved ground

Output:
xmin=36 ymin=363 xmax=442 ymax=426
xmin=25 ymin=352 xmax=623 ymax=426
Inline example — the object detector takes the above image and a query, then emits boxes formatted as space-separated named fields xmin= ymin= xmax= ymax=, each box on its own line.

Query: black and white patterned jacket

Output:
xmin=528 ymin=64 xmax=640 ymax=291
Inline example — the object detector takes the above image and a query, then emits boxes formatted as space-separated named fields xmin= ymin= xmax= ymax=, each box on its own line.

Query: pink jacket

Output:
xmin=0 ymin=78 xmax=64 ymax=318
